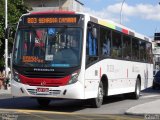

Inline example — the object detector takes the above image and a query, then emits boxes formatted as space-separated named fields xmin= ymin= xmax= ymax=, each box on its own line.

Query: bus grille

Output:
xmin=27 ymin=89 xmax=61 ymax=95
xmin=23 ymin=71 xmax=66 ymax=78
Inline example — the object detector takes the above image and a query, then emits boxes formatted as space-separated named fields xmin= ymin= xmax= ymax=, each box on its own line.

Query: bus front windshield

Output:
xmin=13 ymin=27 xmax=82 ymax=68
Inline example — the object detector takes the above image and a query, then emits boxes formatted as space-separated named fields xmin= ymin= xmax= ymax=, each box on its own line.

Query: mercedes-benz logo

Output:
xmin=41 ymin=81 xmax=46 ymax=86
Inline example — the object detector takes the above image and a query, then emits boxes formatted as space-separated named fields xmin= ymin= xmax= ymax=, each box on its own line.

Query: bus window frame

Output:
xmin=85 ymin=21 xmax=152 ymax=69
xmin=99 ymin=25 xmax=112 ymax=58
xmin=86 ymin=22 xmax=100 ymax=66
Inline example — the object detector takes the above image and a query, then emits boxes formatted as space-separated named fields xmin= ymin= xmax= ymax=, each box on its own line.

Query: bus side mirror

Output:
xmin=92 ymin=28 xmax=97 ymax=39
xmin=5 ymin=27 xmax=10 ymax=39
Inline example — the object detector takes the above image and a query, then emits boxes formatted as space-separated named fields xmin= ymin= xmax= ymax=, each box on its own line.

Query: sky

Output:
xmin=80 ymin=0 xmax=160 ymax=38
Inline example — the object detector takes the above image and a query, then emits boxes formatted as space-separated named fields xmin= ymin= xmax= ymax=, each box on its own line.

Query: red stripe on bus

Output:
xmin=19 ymin=74 xmax=71 ymax=87
xmin=122 ymin=29 xmax=128 ymax=34
xmin=100 ymin=67 xmax=102 ymax=78
xmin=31 ymin=10 xmax=75 ymax=15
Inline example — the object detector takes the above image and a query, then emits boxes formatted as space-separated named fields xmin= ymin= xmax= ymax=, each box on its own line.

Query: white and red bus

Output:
xmin=11 ymin=11 xmax=153 ymax=108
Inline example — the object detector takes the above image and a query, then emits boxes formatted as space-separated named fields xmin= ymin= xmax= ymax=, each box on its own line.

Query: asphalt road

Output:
xmin=0 ymin=88 xmax=159 ymax=120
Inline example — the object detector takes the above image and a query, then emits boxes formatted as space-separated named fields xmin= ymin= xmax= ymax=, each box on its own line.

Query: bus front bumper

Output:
xmin=11 ymin=80 xmax=84 ymax=99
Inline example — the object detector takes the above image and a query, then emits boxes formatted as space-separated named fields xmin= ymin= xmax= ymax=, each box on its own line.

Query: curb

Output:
xmin=125 ymin=100 xmax=160 ymax=116
xmin=125 ymin=111 xmax=145 ymax=116
xmin=125 ymin=103 xmax=146 ymax=116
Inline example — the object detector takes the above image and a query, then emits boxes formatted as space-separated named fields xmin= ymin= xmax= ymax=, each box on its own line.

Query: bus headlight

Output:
xmin=68 ymin=70 xmax=79 ymax=85
xmin=12 ymin=70 xmax=21 ymax=83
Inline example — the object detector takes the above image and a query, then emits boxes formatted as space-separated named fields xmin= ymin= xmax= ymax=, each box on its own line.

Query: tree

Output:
xmin=0 ymin=0 xmax=30 ymax=68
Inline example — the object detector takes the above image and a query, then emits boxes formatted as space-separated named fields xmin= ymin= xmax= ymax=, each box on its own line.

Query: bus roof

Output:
xmin=22 ymin=10 xmax=151 ymax=42
xmin=30 ymin=10 xmax=76 ymax=15
xmin=80 ymin=12 xmax=152 ymax=42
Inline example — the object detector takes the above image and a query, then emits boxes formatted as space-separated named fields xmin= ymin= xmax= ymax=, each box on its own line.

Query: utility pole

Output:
xmin=5 ymin=0 xmax=8 ymax=79
xmin=59 ymin=0 xmax=62 ymax=10
xmin=120 ymin=0 xmax=126 ymax=24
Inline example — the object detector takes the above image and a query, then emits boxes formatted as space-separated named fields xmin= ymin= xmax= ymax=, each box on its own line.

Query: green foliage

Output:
xmin=0 ymin=0 xmax=29 ymax=67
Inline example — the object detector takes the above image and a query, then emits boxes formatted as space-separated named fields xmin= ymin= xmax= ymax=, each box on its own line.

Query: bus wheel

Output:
xmin=132 ymin=78 xmax=141 ymax=99
xmin=91 ymin=81 xmax=104 ymax=108
xmin=37 ymin=98 xmax=51 ymax=107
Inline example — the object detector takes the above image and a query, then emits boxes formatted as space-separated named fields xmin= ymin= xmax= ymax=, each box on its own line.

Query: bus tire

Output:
xmin=37 ymin=98 xmax=51 ymax=107
xmin=132 ymin=78 xmax=141 ymax=99
xmin=124 ymin=78 xmax=141 ymax=99
xmin=90 ymin=81 xmax=104 ymax=108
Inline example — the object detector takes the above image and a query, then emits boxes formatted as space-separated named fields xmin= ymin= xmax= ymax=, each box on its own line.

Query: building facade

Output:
xmin=24 ymin=0 xmax=84 ymax=12
xmin=153 ymin=32 xmax=160 ymax=75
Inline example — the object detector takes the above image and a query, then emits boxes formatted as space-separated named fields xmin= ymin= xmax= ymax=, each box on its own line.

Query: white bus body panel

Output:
xmin=84 ymin=59 xmax=153 ymax=98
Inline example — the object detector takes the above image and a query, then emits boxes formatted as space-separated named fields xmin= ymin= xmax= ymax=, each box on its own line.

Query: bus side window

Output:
xmin=86 ymin=23 xmax=98 ymax=65
xmin=146 ymin=43 xmax=153 ymax=63
xmin=111 ymin=31 xmax=122 ymax=58
xmin=88 ymin=30 xmax=98 ymax=56
xmin=132 ymin=38 xmax=139 ymax=61
xmin=139 ymin=40 xmax=146 ymax=62
xmin=100 ymin=27 xmax=111 ymax=57
xmin=122 ymin=35 xmax=131 ymax=59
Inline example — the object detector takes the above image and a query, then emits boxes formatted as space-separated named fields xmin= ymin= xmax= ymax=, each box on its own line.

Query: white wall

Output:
xmin=24 ymin=0 xmax=84 ymax=12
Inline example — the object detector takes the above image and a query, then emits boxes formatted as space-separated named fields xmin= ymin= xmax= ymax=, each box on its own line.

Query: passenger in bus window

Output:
xmin=88 ymin=31 xmax=97 ymax=56
xmin=23 ymin=39 xmax=27 ymax=55
xmin=102 ymin=33 xmax=110 ymax=56
xmin=123 ymin=41 xmax=131 ymax=59
xmin=112 ymin=38 xmax=121 ymax=58
xmin=146 ymin=43 xmax=153 ymax=63
xmin=33 ymin=29 xmax=45 ymax=56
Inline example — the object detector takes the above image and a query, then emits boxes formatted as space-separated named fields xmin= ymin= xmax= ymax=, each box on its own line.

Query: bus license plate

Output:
xmin=37 ymin=88 xmax=49 ymax=94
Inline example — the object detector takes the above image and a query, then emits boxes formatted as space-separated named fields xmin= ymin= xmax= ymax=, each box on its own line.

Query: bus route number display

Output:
xmin=25 ymin=16 xmax=78 ymax=24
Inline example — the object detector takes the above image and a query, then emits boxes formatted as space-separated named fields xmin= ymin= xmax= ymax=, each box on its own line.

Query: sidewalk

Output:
xmin=125 ymin=100 xmax=160 ymax=115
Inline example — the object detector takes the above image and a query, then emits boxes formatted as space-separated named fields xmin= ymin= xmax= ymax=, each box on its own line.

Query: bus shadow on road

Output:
xmin=141 ymin=87 xmax=160 ymax=94
xmin=102 ymin=94 xmax=127 ymax=105
xmin=0 ymin=97 xmax=86 ymax=112
xmin=0 ymin=94 xmax=130 ymax=113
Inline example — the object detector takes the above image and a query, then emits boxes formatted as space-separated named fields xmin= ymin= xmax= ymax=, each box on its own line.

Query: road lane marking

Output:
xmin=75 ymin=115 xmax=93 ymax=120
xmin=0 ymin=108 xmax=143 ymax=120
xmin=19 ymin=110 xmax=52 ymax=120
xmin=81 ymin=114 xmax=143 ymax=120
xmin=0 ymin=108 xmax=77 ymax=115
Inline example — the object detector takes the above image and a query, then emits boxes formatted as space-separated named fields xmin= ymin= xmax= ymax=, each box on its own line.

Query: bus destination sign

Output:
xmin=24 ymin=15 xmax=79 ymax=25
